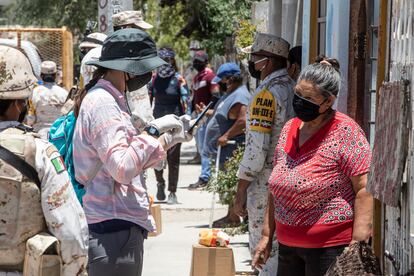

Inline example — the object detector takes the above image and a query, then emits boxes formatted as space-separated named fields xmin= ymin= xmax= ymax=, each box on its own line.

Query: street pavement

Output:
xmin=142 ymin=140 xmax=254 ymax=276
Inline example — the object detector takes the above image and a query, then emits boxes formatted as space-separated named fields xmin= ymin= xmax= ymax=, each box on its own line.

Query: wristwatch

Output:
xmin=144 ymin=125 xmax=160 ymax=138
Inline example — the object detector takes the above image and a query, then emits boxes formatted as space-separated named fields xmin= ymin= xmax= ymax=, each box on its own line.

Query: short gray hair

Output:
xmin=298 ymin=62 xmax=341 ymax=97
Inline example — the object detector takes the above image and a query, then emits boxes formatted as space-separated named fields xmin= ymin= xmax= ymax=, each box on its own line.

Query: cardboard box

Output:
xmin=149 ymin=204 xmax=162 ymax=237
xmin=190 ymin=244 xmax=236 ymax=276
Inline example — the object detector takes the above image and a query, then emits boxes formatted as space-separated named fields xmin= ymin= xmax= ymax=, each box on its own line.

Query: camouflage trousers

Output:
xmin=246 ymin=169 xmax=278 ymax=276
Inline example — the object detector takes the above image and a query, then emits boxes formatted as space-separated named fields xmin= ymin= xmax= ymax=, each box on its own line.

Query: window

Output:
xmin=368 ymin=0 xmax=380 ymax=144
xmin=317 ymin=0 xmax=327 ymax=56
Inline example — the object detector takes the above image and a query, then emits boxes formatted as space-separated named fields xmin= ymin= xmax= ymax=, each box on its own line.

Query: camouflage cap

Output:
xmin=112 ymin=10 xmax=153 ymax=30
xmin=79 ymin=32 xmax=107 ymax=49
xmin=41 ymin=61 xmax=57 ymax=74
xmin=0 ymin=45 xmax=37 ymax=99
xmin=242 ymin=32 xmax=290 ymax=59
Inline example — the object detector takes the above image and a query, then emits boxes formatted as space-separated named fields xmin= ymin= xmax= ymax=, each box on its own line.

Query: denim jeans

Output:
xmin=277 ymin=243 xmax=346 ymax=276
xmin=195 ymin=123 xmax=210 ymax=181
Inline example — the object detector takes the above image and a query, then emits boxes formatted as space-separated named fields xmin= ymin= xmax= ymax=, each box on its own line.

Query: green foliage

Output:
xmin=222 ymin=221 xmax=248 ymax=236
xmin=144 ymin=0 xmax=191 ymax=61
xmin=205 ymin=146 xmax=244 ymax=206
xmin=235 ymin=20 xmax=256 ymax=60
xmin=5 ymin=0 xmax=98 ymax=36
xmin=196 ymin=0 xmax=254 ymax=56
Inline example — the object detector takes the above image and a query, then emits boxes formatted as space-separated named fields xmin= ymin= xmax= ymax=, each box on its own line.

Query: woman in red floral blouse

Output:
xmin=252 ymin=58 xmax=373 ymax=276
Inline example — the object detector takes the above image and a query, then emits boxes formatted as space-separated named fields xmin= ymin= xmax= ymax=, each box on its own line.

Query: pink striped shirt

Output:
xmin=73 ymin=79 xmax=166 ymax=231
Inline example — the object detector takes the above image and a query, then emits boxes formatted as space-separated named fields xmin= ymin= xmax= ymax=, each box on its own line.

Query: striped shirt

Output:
xmin=73 ymin=79 xmax=166 ymax=231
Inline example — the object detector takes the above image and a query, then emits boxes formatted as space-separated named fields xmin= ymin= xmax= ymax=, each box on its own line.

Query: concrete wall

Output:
xmin=325 ymin=0 xmax=350 ymax=113
xmin=252 ymin=1 xmax=270 ymax=33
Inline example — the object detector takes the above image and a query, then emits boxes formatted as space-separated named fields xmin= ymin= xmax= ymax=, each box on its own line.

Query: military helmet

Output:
xmin=0 ymin=45 xmax=37 ymax=100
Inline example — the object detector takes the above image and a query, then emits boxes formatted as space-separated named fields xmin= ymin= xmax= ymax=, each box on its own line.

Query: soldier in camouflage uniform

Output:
xmin=26 ymin=61 xmax=68 ymax=139
xmin=234 ymin=33 xmax=296 ymax=275
xmin=0 ymin=45 xmax=88 ymax=276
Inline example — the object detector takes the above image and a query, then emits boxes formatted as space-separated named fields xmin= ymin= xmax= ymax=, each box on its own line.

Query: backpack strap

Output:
xmin=0 ymin=145 xmax=41 ymax=188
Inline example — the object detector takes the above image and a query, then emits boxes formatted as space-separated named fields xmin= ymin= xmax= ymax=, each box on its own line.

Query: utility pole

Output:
xmin=98 ymin=0 xmax=133 ymax=34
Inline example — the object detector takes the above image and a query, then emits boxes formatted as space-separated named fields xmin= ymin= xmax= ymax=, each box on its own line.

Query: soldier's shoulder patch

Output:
xmin=250 ymin=88 xmax=276 ymax=133
xmin=46 ymin=145 xmax=59 ymax=158
xmin=51 ymin=156 xmax=66 ymax=174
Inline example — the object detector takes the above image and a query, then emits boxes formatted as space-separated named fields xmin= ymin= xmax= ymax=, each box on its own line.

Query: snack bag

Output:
xmin=198 ymin=229 xmax=230 ymax=247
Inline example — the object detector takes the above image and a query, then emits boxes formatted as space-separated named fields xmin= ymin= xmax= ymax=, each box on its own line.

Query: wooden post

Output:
xmin=372 ymin=0 xmax=389 ymax=265
xmin=308 ymin=0 xmax=318 ymax=62
xmin=346 ymin=0 xmax=368 ymax=129
xmin=61 ymin=27 xmax=74 ymax=91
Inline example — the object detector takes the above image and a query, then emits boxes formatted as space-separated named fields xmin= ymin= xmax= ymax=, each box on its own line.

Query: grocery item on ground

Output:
xmin=198 ymin=229 xmax=230 ymax=247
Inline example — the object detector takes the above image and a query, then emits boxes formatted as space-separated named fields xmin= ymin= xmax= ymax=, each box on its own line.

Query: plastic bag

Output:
xmin=198 ymin=229 xmax=230 ymax=247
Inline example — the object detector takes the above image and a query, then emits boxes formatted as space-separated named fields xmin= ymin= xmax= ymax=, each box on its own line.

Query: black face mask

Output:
xmin=218 ymin=82 xmax=227 ymax=92
xmin=192 ymin=62 xmax=206 ymax=72
xmin=248 ymin=60 xmax=261 ymax=79
xmin=125 ymin=72 xmax=152 ymax=92
xmin=292 ymin=93 xmax=327 ymax=122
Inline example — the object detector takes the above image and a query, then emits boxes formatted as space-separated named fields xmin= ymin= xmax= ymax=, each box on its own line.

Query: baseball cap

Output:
xmin=193 ymin=50 xmax=208 ymax=62
xmin=212 ymin=63 xmax=241 ymax=84
xmin=79 ymin=32 xmax=107 ymax=49
xmin=41 ymin=61 xmax=57 ymax=74
xmin=112 ymin=10 xmax=153 ymax=30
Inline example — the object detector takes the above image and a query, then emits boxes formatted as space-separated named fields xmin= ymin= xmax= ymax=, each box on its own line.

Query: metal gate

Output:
xmin=384 ymin=0 xmax=414 ymax=274
xmin=0 ymin=27 xmax=74 ymax=90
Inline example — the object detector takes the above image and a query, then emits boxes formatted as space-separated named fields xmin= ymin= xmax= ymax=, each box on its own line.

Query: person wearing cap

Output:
xmin=26 ymin=60 xmax=69 ymax=139
xmin=111 ymin=10 xmax=155 ymax=130
xmin=0 ymin=45 xmax=88 ymax=275
xmin=202 ymin=62 xmax=251 ymax=227
xmin=72 ymin=28 xmax=193 ymax=276
xmin=148 ymin=47 xmax=190 ymax=204
xmin=233 ymin=33 xmax=296 ymax=275
xmin=112 ymin=10 xmax=153 ymax=31
xmin=78 ymin=32 xmax=107 ymax=90
xmin=189 ymin=50 xmax=220 ymax=189
xmin=78 ymin=32 xmax=107 ymax=62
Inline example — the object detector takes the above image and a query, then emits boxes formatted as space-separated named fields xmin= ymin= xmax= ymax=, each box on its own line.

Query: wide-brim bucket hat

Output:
xmin=86 ymin=28 xmax=166 ymax=75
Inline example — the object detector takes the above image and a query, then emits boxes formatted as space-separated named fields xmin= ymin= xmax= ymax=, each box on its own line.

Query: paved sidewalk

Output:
xmin=143 ymin=141 xmax=254 ymax=275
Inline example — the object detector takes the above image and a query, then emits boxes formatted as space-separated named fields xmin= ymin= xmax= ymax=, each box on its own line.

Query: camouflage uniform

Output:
xmin=237 ymin=33 xmax=296 ymax=275
xmin=27 ymin=61 xmax=68 ymax=139
xmin=0 ymin=46 xmax=88 ymax=276
xmin=27 ymin=82 xmax=68 ymax=139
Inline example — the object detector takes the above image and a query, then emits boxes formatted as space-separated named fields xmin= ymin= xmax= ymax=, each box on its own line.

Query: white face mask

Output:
xmin=189 ymin=50 xmax=196 ymax=58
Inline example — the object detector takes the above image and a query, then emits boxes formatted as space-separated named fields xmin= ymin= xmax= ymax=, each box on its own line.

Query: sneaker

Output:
xmin=188 ymin=179 xmax=208 ymax=190
xmin=156 ymin=182 xmax=166 ymax=201
xmin=167 ymin=193 xmax=178 ymax=204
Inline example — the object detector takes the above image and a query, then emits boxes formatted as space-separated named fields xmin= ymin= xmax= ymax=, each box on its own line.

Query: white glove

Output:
xmin=149 ymin=114 xmax=182 ymax=134
xmin=162 ymin=115 xmax=194 ymax=149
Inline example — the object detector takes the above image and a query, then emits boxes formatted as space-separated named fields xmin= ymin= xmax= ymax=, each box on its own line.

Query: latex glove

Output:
xmin=162 ymin=115 xmax=193 ymax=149
xmin=149 ymin=114 xmax=182 ymax=134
